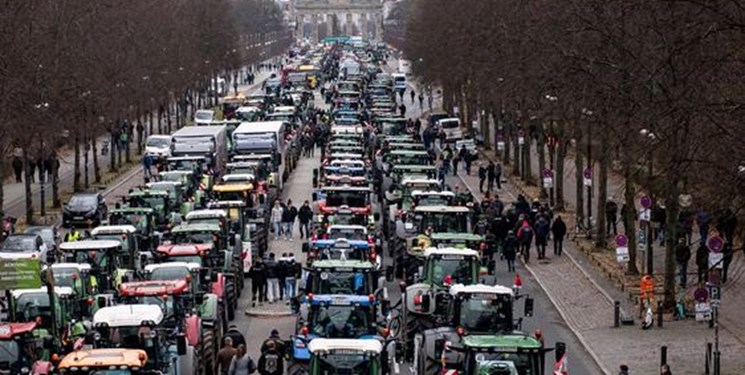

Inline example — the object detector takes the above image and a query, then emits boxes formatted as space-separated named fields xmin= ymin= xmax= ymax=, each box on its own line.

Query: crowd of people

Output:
xmin=216 ymin=327 xmax=287 ymax=375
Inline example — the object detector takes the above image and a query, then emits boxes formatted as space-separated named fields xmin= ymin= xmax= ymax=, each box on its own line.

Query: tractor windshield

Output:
xmin=309 ymin=305 xmax=370 ymax=338
xmin=172 ymin=231 xmax=215 ymax=245
xmin=325 ymin=191 xmax=367 ymax=208
xmin=129 ymin=195 xmax=166 ymax=210
xmin=0 ymin=339 xmax=20 ymax=363
xmin=417 ymin=212 xmax=467 ymax=233
xmin=314 ymin=271 xmax=370 ymax=295
xmin=315 ymin=352 xmax=374 ymax=374
xmin=430 ymin=256 xmax=475 ymax=286
xmin=327 ymin=228 xmax=366 ymax=241
xmin=149 ymin=267 xmax=191 ymax=281
xmin=109 ymin=213 xmax=149 ymax=232
xmin=15 ymin=293 xmax=51 ymax=321
xmin=458 ymin=294 xmax=513 ymax=333
xmin=324 ymin=213 xmax=367 ymax=226
xmin=468 ymin=352 xmax=539 ymax=375
xmin=53 ymin=267 xmax=82 ymax=288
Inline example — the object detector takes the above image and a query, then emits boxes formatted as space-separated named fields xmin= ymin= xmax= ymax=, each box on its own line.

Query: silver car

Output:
xmin=0 ymin=233 xmax=50 ymax=263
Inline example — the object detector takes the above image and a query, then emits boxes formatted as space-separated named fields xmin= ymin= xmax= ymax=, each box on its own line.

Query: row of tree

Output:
xmin=389 ymin=0 xmax=745 ymax=308
xmin=0 ymin=0 xmax=291 ymax=224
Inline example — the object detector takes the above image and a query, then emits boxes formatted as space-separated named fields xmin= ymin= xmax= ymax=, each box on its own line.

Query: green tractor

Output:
xmin=395 ymin=247 xmax=482 ymax=362
xmin=107 ymin=206 xmax=157 ymax=251
xmin=126 ymin=189 xmax=178 ymax=231
xmin=146 ymin=180 xmax=195 ymax=216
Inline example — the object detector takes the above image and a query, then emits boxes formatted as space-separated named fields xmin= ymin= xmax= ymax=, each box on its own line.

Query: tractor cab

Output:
xmin=0 ymin=322 xmax=53 ymax=375
xmin=57 ymin=348 xmax=149 ymax=374
xmin=308 ymin=339 xmax=390 ymax=375
xmin=49 ymin=263 xmax=104 ymax=317
xmin=146 ymin=181 xmax=190 ymax=216
xmin=9 ymin=287 xmax=75 ymax=341
xmin=399 ymin=206 xmax=471 ymax=241
xmin=454 ymin=334 xmax=565 ymax=375
xmin=303 ymin=238 xmax=375 ymax=267
xmin=126 ymin=190 xmax=173 ymax=231
xmin=108 ymin=207 xmax=156 ymax=242
xmin=92 ymin=305 xmax=194 ymax=374
xmin=59 ymin=240 xmax=129 ymax=292
xmin=301 ymin=260 xmax=379 ymax=296
xmin=91 ymin=225 xmax=142 ymax=268
xmin=117 ymin=280 xmax=192 ymax=328
xmin=314 ymin=186 xmax=373 ymax=220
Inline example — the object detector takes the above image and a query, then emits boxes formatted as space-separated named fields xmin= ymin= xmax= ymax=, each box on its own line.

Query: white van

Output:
xmin=194 ymin=109 xmax=215 ymax=126
xmin=145 ymin=135 xmax=172 ymax=160
xmin=436 ymin=118 xmax=463 ymax=142
xmin=392 ymin=73 xmax=407 ymax=91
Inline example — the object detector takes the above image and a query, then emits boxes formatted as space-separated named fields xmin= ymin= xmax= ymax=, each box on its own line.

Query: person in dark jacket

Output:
xmin=265 ymin=253 xmax=280 ymax=303
xmin=277 ymin=255 xmax=288 ymax=301
xmin=258 ymin=340 xmax=283 ymax=375
xmin=516 ymin=219 xmax=534 ymax=263
xmin=503 ymin=231 xmax=518 ymax=272
xmin=551 ymin=216 xmax=567 ymax=256
xmin=486 ymin=161 xmax=496 ymax=192
xmin=248 ymin=260 xmax=267 ymax=306
xmin=224 ymin=325 xmax=246 ymax=348
xmin=695 ymin=243 xmax=709 ymax=284
xmin=281 ymin=200 xmax=297 ymax=241
xmin=478 ymin=164 xmax=487 ymax=193
xmin=534 ymin=215 xmax=550 ymax=259
xmin=12 ymin=156 xmax=22 ymax=183
xmin=675 ymin=238 xmax=691 ymax=287
xmin=605 ymin=199 xmax=619 ymax=235
xmin=298 ymin=201 xmax=313 ymax=239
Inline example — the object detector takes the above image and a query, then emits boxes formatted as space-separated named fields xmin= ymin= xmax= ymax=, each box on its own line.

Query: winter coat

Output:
xmin=675 ymin=243 xmax=691 ymax=265
xmin=534 ymin=218 xmax=550 ymax=244
xmin=271 ymin=206 xmax=283 ymax=223
xmin=503 ymin=236 xmax=518 ymax=260
xmin=298 ymin=205 xmax=313 ymax=223
xmin=551 ymin=218 xmax=567 ymax=239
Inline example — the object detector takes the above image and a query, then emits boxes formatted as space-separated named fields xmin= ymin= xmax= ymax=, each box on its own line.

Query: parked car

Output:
xmin=24 ymin=226 xmax=60 ymax=263
xmin=62 ymin=193 xmax=107 ymax=228
xmin=194 ymin=109 xmax=215 ymax=125
xmin=0 ymin=233 xmax=51 ymax=263
xmin=145 ymin=135 xmax=173 ymax=161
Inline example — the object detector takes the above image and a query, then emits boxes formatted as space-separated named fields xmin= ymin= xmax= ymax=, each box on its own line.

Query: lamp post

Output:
xmin=582 ymin=108 xmax=594 ymax=231
xmin=545 ymin=95 xmax=558 ymax=207
xmin=640 ymin=128 xmax=657 ymax=275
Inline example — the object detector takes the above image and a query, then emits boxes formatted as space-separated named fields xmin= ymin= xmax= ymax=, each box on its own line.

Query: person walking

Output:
xmin=695 ymin=208 xmax=711 ymax=243
xmin=258 ymin=340 xmax=283 ymax=375
xmin=494 ymin=162 xmax=502 ymax=190
xmin=478 ymin=164 xmax=487 ymax=193
xmin=12 ymin=156 xmax=22 ymax=183
xmin=418 ymin=92 xmax=424 ymax=108
xmin=660 ymin=364 xmax=672 ymax=375
xmin=228 ymin=344 xmax=256 ymax=375
xmin=285 ymin=255 xmax=299 ymax=300
xmin=248 ymin=259 xmax=267 ymax=307
xmin=217 ymin=337 xmax=238 ymax=375
xmin=409 ymin=90 xmax=415 ymax=104
xmin=487 ymin=161 xmax=496 ymax=192
xmin=283 ymin=200 xmax=297 ymax=241
xmin=675 ymin=238 xmax=691 ymax=287
xmin=618 ymin=364 xmax=630 ymax=375
xmin=298 ymin=201 xmax=313 ymax=239
xmin=516 ymin=219 xmax=534 ymax=263
xmin=534 ymin=215 xmax=550 ymax=260
xmin=399 ymin=103 xmax=406 ymax=117
xmin=265 ymin=253 xmax=280 ymax=303
xmin=606 ymin=199 xmax=619 ymax=236
xmin=503 ymin=231 xmax=517 ymax=272
xmin=271 ymin=201 xmax=283 ymax=241
xmin=695 ymin=242 xmax=709 ymax=284
xmin=142 ymin=154 xmax=153 ymax=179
xmin=551 ymin=216 xmax=567 ymax=256
xmin=224 ymin=325 xmax=246 ymax=348
xmin=277 ymin=255 xmax=288 ymax=301
xmin=452 ymin=151 xmax=460 ymax=176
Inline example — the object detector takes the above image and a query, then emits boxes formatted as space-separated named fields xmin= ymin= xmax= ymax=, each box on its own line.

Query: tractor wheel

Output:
xmin=228 ymin=301 xmax=236 ymax=321
xmin=287 ymin=361 xmax=309 ymax=375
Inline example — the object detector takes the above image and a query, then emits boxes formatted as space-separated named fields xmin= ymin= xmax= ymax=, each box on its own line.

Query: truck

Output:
xmin=232 ymin=121 xmax=290 ymax=189
xmin=170 ymin=125 xmax=228 ymax=174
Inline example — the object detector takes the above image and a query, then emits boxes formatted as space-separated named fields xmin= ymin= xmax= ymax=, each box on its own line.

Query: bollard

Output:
xmin=657 ymin=300 xmax=664 ymax=328
xmin=660 ymin=345 xmax=667 ymax=367
xmin=705 ymin=342 xmax=712 ymax=374
xmin=614 ymin=301 xmax=621 ymax=327
xmin=714 ymin=351 xmax=721 ymax=375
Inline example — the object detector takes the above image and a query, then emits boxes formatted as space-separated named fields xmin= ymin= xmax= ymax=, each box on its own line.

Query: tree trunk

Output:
xmin=52 ymin=155 xmax=60 ymax=208
xmin=537 ymin=124 xmax=546 ymax=197
xmin=149 ymin=110 xmax=154 ymax=135
xmin=595 ymin=132 xmax=609 ymax=248
xmin=0 ymin=155 xmax=5 ymax=216
xmin=523 ymin=138 xmax=532 ymax=184
xmin=109 ymin=131 xmax=117 ymax=173
xmin=624 ymin=162 xmax=639 ymax=275
xmin=23 ymin=148 xmax=33 ymax=225
xmin=74 ymin=136 xmax=81 ymax=192
xmin=92 ymin=137 xmax=101 ymax=183
xmin=158 ymin=106 xmax=163 ymax=134
xmin=166 ymin=102 xmax=173 ymax=134
xmin=137 ymin=109 xmax=144 ymax=155
xmin=575 ymin=145 xmax=585 ymax=221
xmin=555 ymin=138 xmax=567 ymax=211
xmin=125 ymin=123 xmax=131 ymax=164
xmin=663 ymin=187 xmax=679 ymax=309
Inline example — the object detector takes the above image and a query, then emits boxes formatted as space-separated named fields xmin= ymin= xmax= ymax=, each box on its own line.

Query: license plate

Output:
xmin=74 ymin=216 xmax=84 ymax=220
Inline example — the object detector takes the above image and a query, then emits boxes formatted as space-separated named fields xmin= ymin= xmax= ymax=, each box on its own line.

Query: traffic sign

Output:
xmin=708 ymin=236 xmax=724 ymax=253
xmin=640 ymin=196 xmax=652 ymax=209
xmin=543 ymin=177 xmax=553 ymax=188
xmin=694 ymin=287 xmax=709 ymax=303
xmin=709 ymin=252 xmax=724 ymax=269
xmin=615 ymin=234 xmax=628 ymax=247
xmin=543 ymin=169 xmax=553 ymax=178
xmin=583 ymin=167 xmax=592 ymax=187
xmin=616 ymin=246 xmax=629 ymax=263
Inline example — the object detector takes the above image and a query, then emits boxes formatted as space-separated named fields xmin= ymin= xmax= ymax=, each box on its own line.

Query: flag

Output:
xmin=553 ymin=352 xmax=568 ymax=375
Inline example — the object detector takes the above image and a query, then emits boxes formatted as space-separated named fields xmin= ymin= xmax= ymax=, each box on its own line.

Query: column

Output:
xmin=374 ymin=13 xmax=383 ymax=42
xmin=312 ymin=13 xmax=319 ymax=44
xmin=294 ymin=15 xmax=302 ymax=41
xmin=346 ymin=13 xmax=354 ymax=36
xmin=326 ymin=14 xmax=333 ymax=38
xmin=360 ymin=13 xmax=369 ymax=40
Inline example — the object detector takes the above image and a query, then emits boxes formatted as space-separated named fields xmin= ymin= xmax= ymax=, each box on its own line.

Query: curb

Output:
xmin=244 ymin=307 xmax=294 ymax=318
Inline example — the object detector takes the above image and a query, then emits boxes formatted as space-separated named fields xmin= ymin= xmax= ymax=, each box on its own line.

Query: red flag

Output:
xmin=553 ymin=352 xmax=568 ymax=375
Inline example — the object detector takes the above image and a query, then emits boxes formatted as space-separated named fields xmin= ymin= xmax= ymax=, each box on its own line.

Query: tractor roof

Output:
xmin=308 ymin=338 xmax=382 ymax=354
xmin=94 ymin=305 xmax=163 ymax=327
xmin=58 ymin=349 xmax=147 ymax=369
xmin=423 ymin=247 xmax=479 ymax=258
xmin=450 ymin=283 xmax=514 ymax=297
xmin=91 ymin=225 xmax=137 ymax=235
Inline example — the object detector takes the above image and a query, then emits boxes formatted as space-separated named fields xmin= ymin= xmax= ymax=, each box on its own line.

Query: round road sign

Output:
xmin=640 ymin=196 xmax=652 ymax=209
xmin=615 ymin=235 xmax=628 ymax=247
xmin=694 ymin=287 xmax=709 ymax=303
xmin=543 ymin=169 xmax=553 ymax=178
xmin=583 ymin=167 xmax=592 ymax=179
xmin=708 ymin=236 xmax=724 ymax=253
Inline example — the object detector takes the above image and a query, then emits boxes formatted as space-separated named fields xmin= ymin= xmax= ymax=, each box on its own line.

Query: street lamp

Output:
xmin=639 ymin=128 xmax=657 ymax=275
xmin=581 ymin=108 xmax=594 ymax=232
xmin=545 ymin=95 xmax=559 ymax=207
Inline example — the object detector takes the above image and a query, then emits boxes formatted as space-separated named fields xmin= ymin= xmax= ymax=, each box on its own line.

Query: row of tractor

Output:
xmin=0 ymin=54 xmax=320 ymax=374
xmin=282 ymin=38 xmax=565 ymax=375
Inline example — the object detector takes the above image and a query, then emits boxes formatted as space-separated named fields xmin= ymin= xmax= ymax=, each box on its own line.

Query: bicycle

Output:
xmin=572 ymin=215 xmax=596 ymax=239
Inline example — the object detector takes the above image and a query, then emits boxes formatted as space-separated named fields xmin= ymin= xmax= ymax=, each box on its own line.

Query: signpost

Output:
xmin=615 ymin=235 xmax=629 ymax=263
xmin=517 ymin=130 xmax=525 ymax=146
xmin=0 ymin=259 xmax=41 ymax=290
xmin=582 ymin=167 xmax=592 ymax=187
xmin=708 ymin=236 xmax=724 ymax=269
xmin=639 ymin=195 xmax=654 ymax=275
xmin=542 ymin=169 xmax=554 ymax=188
